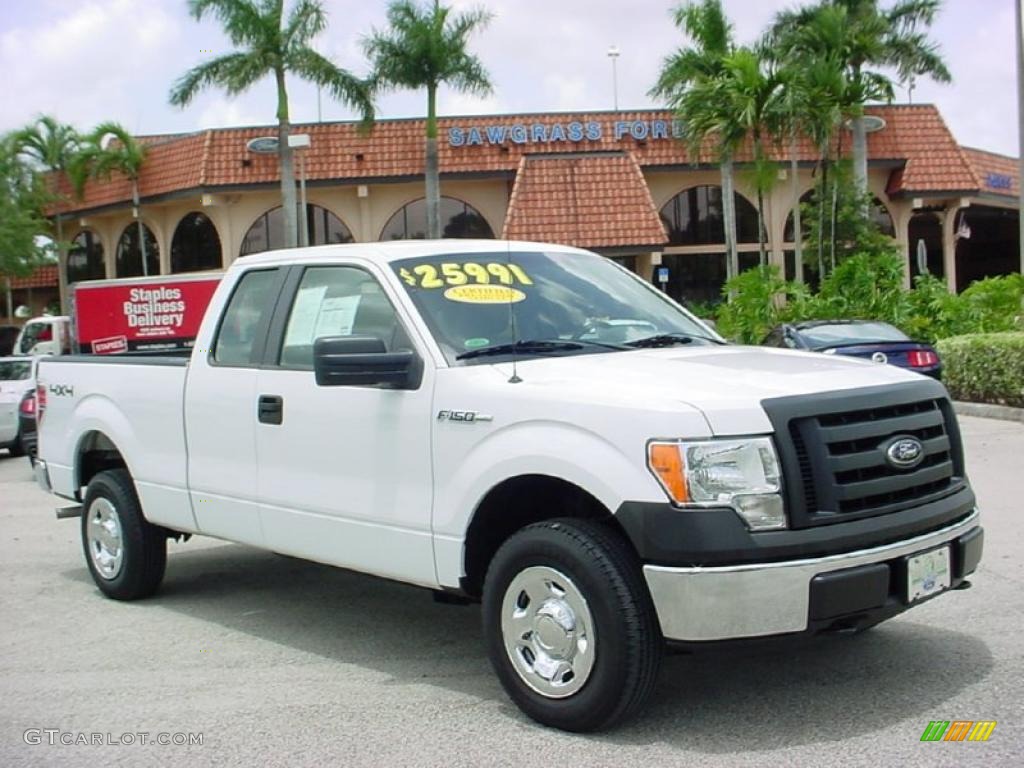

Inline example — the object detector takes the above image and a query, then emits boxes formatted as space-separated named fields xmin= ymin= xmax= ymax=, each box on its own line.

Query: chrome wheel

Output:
xmin=501 ymin=565 xmax=595 ymax=698
xmin=86 ymin=497 xmax=124 ymax=580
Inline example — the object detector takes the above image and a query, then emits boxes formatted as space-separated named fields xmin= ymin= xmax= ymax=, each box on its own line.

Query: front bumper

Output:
xmin=643 ymin=509 xmax=982 ymax=642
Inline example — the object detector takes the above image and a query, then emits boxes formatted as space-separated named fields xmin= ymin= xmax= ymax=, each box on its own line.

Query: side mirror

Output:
xmin=313 ymin=335 xmax=422 ymax=389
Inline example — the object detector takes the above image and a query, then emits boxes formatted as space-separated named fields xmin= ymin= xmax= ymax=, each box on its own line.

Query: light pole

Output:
xmin=246 ymin=134 xmax=311 ymax=248
xmin=288 ymin=133 xmax=311 ymax=248
xmin=607 ymin=45 xmax=620 ymax=111
xmin=1017 ymin=0 xmax=1024 ymax=272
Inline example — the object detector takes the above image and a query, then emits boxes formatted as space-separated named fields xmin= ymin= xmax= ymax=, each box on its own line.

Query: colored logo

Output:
xmin=444 ymin=285 xmax=526 ymax=304
xmin=920 ymin=721 xmax=997 ymax=742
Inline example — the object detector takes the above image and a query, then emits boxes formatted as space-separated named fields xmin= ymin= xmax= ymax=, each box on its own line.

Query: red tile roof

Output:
xmin=961 ymin=147 xmax=1019 ymax=198
xmin=51 ymin=104 xmax=1003 ymax=214
xmin=503 ymin=152 xmax=667 ymax=248
xmin=7 ymin=265 xmax=58 ymax=289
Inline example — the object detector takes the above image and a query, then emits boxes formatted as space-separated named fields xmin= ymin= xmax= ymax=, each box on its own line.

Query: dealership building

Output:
xmin=48 ymin=104 xmax=1020 ymax=310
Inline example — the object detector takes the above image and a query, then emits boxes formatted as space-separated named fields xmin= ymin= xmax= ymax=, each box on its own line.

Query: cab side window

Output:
xmin=279 ymin=266 xmax=411 ymax=369
xmin=213 ymin=269 xmax=279 ymax=365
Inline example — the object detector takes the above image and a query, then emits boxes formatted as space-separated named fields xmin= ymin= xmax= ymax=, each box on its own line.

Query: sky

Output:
xmin=0 ymin=0 xmax=1018 ymax=156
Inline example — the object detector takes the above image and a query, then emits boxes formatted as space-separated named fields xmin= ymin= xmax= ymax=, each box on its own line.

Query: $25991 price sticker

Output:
xmin=399 ymin=262 xmax=533 ymax=289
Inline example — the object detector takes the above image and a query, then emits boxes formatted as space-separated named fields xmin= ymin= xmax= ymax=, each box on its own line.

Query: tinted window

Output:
xmin=279 ymin=266 xmax=409 ymax=369
xmin=213 ymin=270 xmax=278 ymax=365
xmin=380 ymin=197 xmax=494 ymax=240
xmin=115 ymin=223 xmax=160 ymax=278
xmin=0 ymin=360 xmax=32 ymax=380
xmin=172 ymin=212 xmax=222 ymax=272
xmin=391 ymin=251 xmax=713 ymax=365
xmin=799 ymin=322 xmax=909 ymax=349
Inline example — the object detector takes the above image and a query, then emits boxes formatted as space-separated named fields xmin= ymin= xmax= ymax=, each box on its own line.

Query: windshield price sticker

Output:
xmin=399 ymin=262 xmax=533 ymax=290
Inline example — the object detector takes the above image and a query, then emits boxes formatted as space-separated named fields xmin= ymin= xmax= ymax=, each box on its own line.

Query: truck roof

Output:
xmin=233 ymin=239 xmax=594 ymax=267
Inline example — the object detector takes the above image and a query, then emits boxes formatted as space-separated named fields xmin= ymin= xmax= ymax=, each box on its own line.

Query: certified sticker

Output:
xmin=444 ymin=285 xmax=526 ymax=304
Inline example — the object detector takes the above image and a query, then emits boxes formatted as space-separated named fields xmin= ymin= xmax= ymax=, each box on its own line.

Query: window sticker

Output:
xmin=444 ymin=285 xmax=526 ymax=304
xmin=399 ymin=262 xmax=533 ymax=289
xmin=464 ymin=337 xmax=491 ymax=348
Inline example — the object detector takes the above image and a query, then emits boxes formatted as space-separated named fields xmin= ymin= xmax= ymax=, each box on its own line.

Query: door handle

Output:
xmin=258 ymin=394 xmax=283 ymax=425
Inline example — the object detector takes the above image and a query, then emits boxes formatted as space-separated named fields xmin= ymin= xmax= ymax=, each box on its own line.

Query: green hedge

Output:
xmin=935 ymin=333 xmax=1024 ymax=408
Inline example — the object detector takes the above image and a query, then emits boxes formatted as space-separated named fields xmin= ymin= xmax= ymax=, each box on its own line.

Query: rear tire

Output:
xmin=81 ymin=469 xmax=166 ymax=600
xmin=482 ymin=518 xmax=662 ymax=732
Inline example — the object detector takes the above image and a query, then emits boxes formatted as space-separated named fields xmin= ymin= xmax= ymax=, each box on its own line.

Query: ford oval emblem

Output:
xmin=872 ymin=351 xmax=888 ymax=364
xmin=885 ymin=435 xmax=925 ymax=469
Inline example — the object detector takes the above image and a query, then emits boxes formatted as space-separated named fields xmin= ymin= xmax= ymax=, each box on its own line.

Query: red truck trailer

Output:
xmin=72 ymin=273 xmax=222 ymax=354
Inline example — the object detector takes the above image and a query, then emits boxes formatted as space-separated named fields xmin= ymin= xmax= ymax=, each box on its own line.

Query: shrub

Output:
xmin=935 ymin=333 xmax=1024 ymax=408
xmin=717 ymin=265 xmax=802 ymax=344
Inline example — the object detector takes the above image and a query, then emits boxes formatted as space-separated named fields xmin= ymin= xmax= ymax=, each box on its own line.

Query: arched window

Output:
xmin=784 ymin=193 xmax=895 ymax=241
xmin=659 ymin=185 xmax=761 ymax=245
xmin=67 ymin=230 xmax=106 ymax=284
xmin=171 ymin=212 xmax=222 ymax=273
xmin=116 ymin=223 xmax=160 ymax=278
xmin=240 ymin=204 xmax=354 ymax=256
xmin=380 ymin=197 xmax=494 ymax=240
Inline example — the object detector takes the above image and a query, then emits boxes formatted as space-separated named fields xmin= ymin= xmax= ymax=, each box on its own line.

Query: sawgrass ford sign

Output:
xmin=447 ymin=118 xmax=684 ymax=147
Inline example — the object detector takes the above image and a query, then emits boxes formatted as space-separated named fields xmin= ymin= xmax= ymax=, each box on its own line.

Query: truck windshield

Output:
xmin=391 ymin=251 xmax=716 ymax=364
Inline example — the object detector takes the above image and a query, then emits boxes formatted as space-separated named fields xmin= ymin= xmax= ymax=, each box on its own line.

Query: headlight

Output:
xmin=647 ymin=437 xmax=786 ymax=530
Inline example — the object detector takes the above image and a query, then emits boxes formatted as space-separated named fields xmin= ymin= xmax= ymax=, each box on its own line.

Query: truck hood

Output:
xmin=494 ymin=345 xmax=928 ymax=435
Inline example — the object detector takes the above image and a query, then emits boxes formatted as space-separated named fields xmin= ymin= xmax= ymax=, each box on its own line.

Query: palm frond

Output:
xmin=283 ymin=0 xmax=327 ymax=49
xmin=170 ymin=52 xmax=272 ymax=105
xmin=287 ymin=47 xmax=374 ymax=123
xmin=189 ymin=0 xmax=270 ymax=46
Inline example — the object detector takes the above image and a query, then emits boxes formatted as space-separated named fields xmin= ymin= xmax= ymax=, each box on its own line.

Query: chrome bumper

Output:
xmin=643 ymin=509 xmax=981 ymax=642
xmin=33 ymin=458 xmax=52 ymax=494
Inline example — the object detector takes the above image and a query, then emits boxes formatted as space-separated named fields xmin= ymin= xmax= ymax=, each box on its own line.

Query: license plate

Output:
xmin=906 ymin=545 xmax=951 ymax=603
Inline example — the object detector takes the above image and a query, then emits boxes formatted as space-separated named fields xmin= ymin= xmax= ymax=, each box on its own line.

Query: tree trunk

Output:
xmin=55 ymin=215 xmax=69 ymax=313
xmin=276 ymin=68 xmax=299 ymax=249
xmin=133 ymin=181 xmax=149 ymax=277
xmin=721 ymin=156 xmax=739 ymax=285
xmin=790 ymin=132 xmax=803 ymax=284
xmin=817 ymin=152 xmax=827 ymax=280
xmin=425 ymin=84 xmax=441 ymax=239
xmin=4 ymin=276 xmax=11 ymax=321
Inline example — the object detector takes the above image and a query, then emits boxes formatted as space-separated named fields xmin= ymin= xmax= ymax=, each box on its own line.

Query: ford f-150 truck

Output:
xmin=33 ymin=240 xmax=983 ymax=732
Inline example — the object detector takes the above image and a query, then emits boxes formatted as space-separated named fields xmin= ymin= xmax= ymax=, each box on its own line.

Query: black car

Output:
xmin=18 ymin=389 xmax=38 ymax=465
xmin=762 ymin=320 xmax=942 ymax=379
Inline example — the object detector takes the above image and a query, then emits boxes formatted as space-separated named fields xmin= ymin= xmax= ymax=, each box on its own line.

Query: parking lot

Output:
xmin=0 ymin=415 xmax=1021 ymax=767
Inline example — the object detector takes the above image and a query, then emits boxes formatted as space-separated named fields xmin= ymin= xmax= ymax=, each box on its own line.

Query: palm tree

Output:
xmin=364 ymin=0 xmax=493 ymax=239
xmin=773 ymin=0 xmax=950 ymax=197
xmin=717 ymin=46 xmax=784 ymax=266
xmin=650 ymin=0 xmax=743 ymax=281
xmin=74 ymin=122 xmax=153 ymax=276
xmin=171 ymin=0 xmax=374 ymax=249
xmin=14 ymin=116 xmax=81 ymax=308
xmin=771 ymin=49 xmax=846 ymax=280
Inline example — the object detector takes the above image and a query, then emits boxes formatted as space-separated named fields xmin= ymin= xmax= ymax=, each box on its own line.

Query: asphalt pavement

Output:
xmin=0 ymin=415 xmax=1021 ymax=767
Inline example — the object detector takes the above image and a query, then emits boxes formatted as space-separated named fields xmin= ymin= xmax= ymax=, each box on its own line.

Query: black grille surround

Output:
xmin=763 ymin=380 xmax=966 ymax=529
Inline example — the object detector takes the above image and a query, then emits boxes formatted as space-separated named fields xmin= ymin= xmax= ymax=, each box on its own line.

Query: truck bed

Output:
xmin=36 ymin=355 xmax=196 ymax=533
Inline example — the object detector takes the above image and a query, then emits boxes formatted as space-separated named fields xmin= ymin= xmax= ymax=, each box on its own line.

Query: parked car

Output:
xmin=0 ymin=356 xmax=35 ymax=456
xmin=762 ymin=320 xmax=942 ymax=378
xmin=18 ymin=389 xmax=37 ymax=465
xmin=0 ymin=324 xmax=21 ymax=356
xmin=34 ymin=241 xmax=981 ymax=732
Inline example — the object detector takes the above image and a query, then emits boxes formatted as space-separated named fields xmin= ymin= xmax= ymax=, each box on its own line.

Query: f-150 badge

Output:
xmin=437 ymin=410 xmax=493 ymax=423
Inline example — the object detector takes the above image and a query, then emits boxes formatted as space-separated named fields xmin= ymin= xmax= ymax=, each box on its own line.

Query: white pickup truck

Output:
xmin=34 ymin=240 xmax=983 ymax=731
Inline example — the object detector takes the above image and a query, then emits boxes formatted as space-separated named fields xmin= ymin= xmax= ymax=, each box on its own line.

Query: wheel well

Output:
xmin=461 ymin=474 xmax=632 ymax=599
xmin=76 ymin=431 xmax=128 ymax=498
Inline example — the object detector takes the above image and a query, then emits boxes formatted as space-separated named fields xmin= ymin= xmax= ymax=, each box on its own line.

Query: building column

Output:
xmin=636 ymin=252 xmax=656 ymax=282
xmin=358 ymin=187 xmax=372 ymax=243
xmin=894 ymin=205 xmax=912 ymax=290
xmin=942 ymin=204 xmax=960 ymax=292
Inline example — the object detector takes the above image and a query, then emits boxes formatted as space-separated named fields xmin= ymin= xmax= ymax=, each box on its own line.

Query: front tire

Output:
xmin=81 ymin=469 xmax=167 ymax=600
xmin=483 ymin=519 xmax=662 ymax=732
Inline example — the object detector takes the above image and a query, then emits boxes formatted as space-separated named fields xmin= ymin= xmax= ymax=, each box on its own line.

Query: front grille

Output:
xmin=763 ymin=383 xmax=965 ymax=528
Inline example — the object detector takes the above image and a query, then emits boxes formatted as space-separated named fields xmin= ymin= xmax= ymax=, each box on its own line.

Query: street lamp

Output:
xmin=607 ymin=45 xmax=620 ymax=111
xmin=246 ymin=134 xmax=312 ymax=248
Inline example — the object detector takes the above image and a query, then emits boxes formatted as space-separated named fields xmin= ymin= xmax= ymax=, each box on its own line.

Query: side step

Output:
xmin=55 ymin=505 xmax=83 ymax=520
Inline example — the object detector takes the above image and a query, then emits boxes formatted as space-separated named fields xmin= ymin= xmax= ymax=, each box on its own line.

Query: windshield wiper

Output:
xmin=456 ymin=338 xmax=627 ymax=361
xmin=626 ymin=332 xmax=725 ymax=348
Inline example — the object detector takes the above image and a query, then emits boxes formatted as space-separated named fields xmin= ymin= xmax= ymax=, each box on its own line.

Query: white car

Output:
xmin=0 ymin=356 xmax=35 ymax=456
